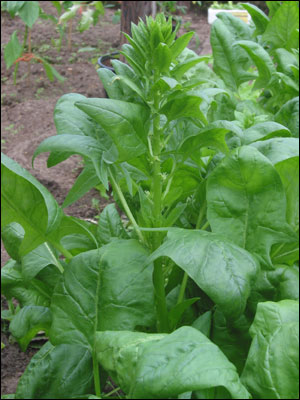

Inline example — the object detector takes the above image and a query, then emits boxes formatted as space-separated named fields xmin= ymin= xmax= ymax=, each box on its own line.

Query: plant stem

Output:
xmin=200 ymin=220 xmax=210 ymax=230
xmin=151 ymin=94 xmax=169 ymax=333
xmin=108 ymin=169 xmax=145 ymax=243
xmin=196 ymin=200 xmax=206 ymax=229
xmin=93 ymin=351 xmax=101 ymax=398
xmin=8 ymin=299 xmax=15 ymax=315
xmin=176 ymin=272 xmax=188 ymax=305
xmin=27 ymin=27 xmax=32 ymax=85
xmin=49 ymin=240 xmax=73 ymax=261
xmin=68 ymin=19 xmax=72 ymax=50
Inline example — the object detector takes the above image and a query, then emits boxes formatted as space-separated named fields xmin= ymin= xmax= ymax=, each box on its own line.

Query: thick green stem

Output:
xmin=92 ymin=351 xmax=101 ymax=398
xmin=196 ymin=200 xmax=207 ymax=229
xmin=200 ymin=220 xmax=210 ymax=231
xmin=108 ymin=169 xmax=145 ymax=243
xmin=151 ymin=98 xmax=169 ymax=333
xmin=48 ymin=239 xmax=73 ymax=262
xmin=176 ymin=272 xmax=188 ymax=306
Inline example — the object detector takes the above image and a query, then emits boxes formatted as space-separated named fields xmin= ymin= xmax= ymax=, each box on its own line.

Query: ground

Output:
xmin=1 ymin=2 xmax=211 ymax=395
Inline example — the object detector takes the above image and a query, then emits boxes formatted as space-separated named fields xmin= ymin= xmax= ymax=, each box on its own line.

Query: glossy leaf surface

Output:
xmin=148 ymin=228 xmax=258 ymax=319
xmin=96 ymin=326 xmax=250 ymax=399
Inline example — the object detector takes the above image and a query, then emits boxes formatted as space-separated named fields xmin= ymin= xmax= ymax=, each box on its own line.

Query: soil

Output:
xmin=1 ymin=2 xmax=212 ymax=396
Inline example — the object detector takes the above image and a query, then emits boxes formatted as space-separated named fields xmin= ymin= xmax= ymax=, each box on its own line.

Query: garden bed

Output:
xmin=1 ymin=2 xmax=212 ymax=395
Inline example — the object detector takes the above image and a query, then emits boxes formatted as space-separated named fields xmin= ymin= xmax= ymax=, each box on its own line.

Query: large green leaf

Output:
xmin=75 ymin=98 xmax=150 ymax=162
xmin=33 ymin=134 xmax=109 ymax=189
xmin=179 ymin=120 xmax=243 ymax=156
xmin=147 ymin=228 xmax=258 ymax=320
xmin=50 ymin=240 xmax=155 ymax=349
xmin=1 ymin=153 xmax=62 ymax=257
xmin=250 ymin=137 xmax=299 ymax=164
xmin=241 ymin=3 xmax=270 ymax=35
xmin=206 ymin=146 xmax=296 ymax=266
xmin=234 ymin=40 xmax=276 ymax=90
xmin=241 ymin=300 xmax=299 ymax=399
xmin=15 ymin=341 xmax=94 ymax=399
xmin=210 ymin=19 xmax=254 ymax=92
xmin=242 ymin=121 xmax=291 ymax=145
xmin=262 ymin=1 xmax=299 ymax=50
xmin=95 ymin=326 xmax=251 ymax=399
xmin=275 ymin=157 xmax=299 ymax=230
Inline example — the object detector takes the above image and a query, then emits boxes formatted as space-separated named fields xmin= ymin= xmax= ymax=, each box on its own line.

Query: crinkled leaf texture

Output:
xmin=15 ymin=341 xmax=94 ymax=399
xmin=242 ymin=300 xmax=299 ymax=399
xmin=50 ymin=240 xmax=155 ymax=349
xmin=147 ymin=228 xmax=258 ymax=320
xmin=1 ymin=153 xmax=62 ymax=257
xmin=96 ymin=326 xmax=251 ymax=399
xmin=206 ymin=146 xmax=297 ymax=267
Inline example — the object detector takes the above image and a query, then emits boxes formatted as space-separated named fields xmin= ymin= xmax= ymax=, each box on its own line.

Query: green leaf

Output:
xmin=75 ymin=98 xmax=149 ymax=162
xmin=275 ymin=157 xmax=299 ymax=230
xmin=171 ymin=56 xmax=210 ymax=80
xmin=18 ymin=1 xmax=40 ymax=28
xmin=211 ymin=19 xmax=254 ymax=91
xmin=3 ymin=1 xmax=25 ymax=16
xmin=179 ymin=120 xmax=236 ymax=156
xmin=1 ymin=153 xmax=62 ymax=257
xmin=266 ymin=1 xmax=282 ymax=18
xmin=250 ymin=137 xmax=299 ymax=164
xmin=211 ymin=308 xmax=252 ymax=374
xmin=9 ymin=306 xmax=51 ymax=351
xmin=276 ymin=265 xmax=299 ymax=300
xmin=78 ymin=8 xmax=93 ymax=32
xmin=4 ymin=31 xmax=23 ymax=69
xmin=58 ymin=4 xmax=80 ymax=24
xmin=1 ymin=260 xmax=53 ymax=307
xmin=241 ymin=300 xmax=299 ymax=399
xmin=242 ymin=121 xmax=291 ymax=145
xmin=33 ymin=134 xmax=109 ymax=189
xmin=207 ymin=146 xmax=296 ymax=266
xmin=15 ymin=341 xmax=94 ymax=399
xmin=153 ymin=42 xmax=172 ymax=73
xmin=148 ymin=228 xmax=258 ymax=320
xmin=241 ymin=3 xmax=270 ymax=35
xmin=262 ymin=1 xmax=299 ymax=50
xmin=169 ymin=297 xmax=200 ymax=331
xmin=97 ymin=204 xmax=128 ymax=244
xmin=160 ymin=95 xmax=204 ymax=122
xmin=97 ymin=68 xmax=123 ymax=100
xmin=216 ymin=11 xmax=253 ymax=40
xmin=39 ymin=57 xmax=65 ymax=82
xmin=21 ymin=242 xmax=61 ymax=281
xmin=234 ymin=40 xmax=276 ymax=90
xmin=170 ymin=31 xmax=194 ymax=59
xmin=62 ymin=161 xmax=100 ymax=208
xmin=1 ymin=222 xmax=24 ymax=261
xmin=50 ymin=241 xmax=155 ymax=349
xmin=95 ymin=326 xmax=251 ymax=399
xmin=275 ymin=97 xmax=299 ymax=138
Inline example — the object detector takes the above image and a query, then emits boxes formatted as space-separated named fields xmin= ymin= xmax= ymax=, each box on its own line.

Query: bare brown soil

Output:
xmin=1 ymin=2 xmax=211 ymax=396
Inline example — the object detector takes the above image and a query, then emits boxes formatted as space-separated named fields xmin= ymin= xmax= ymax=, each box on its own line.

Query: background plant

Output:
xmin=2 ymin=0 xmax=65 ymax=84
xmin=1 ymin=3 xmax=299 ymax=399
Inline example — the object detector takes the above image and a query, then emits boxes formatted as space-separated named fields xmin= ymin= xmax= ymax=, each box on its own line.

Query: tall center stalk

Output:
xmin=151 ymin=92 xmax=169 ymax=333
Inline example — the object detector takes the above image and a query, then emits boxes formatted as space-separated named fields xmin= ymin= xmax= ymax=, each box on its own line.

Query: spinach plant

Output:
xmin=1 ymin=8 xmax=299 ymax=400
